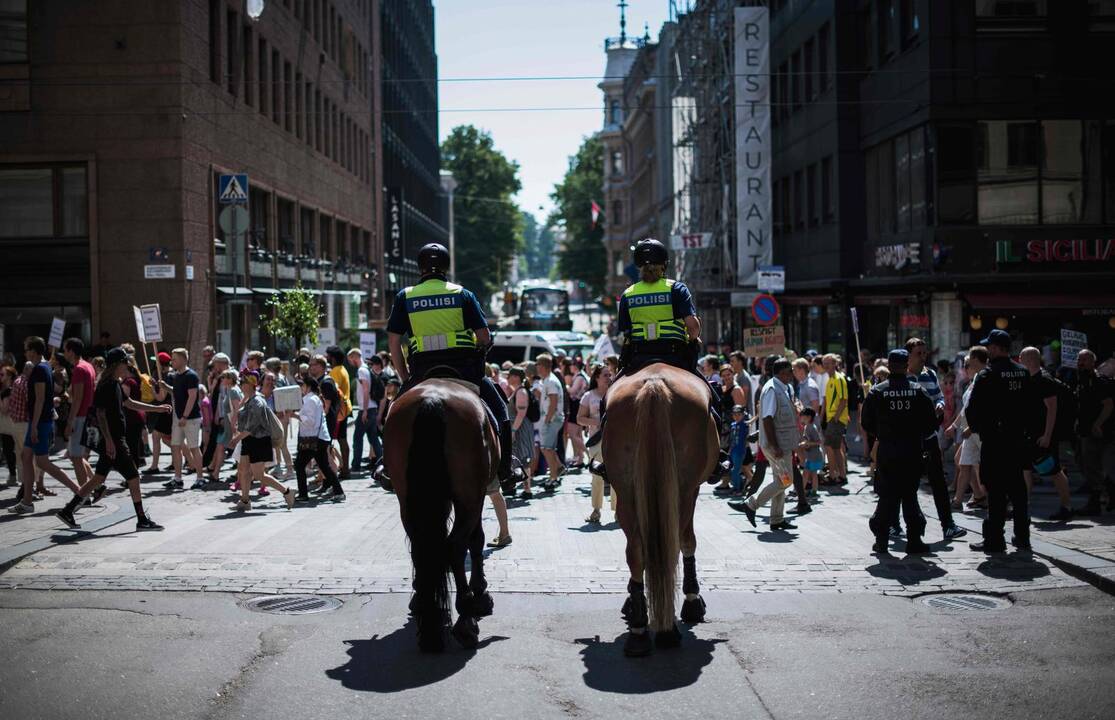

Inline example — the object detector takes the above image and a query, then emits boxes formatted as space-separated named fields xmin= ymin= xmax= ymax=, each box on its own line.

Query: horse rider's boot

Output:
xmin=499 ymin=419 xmax=523 ymax=491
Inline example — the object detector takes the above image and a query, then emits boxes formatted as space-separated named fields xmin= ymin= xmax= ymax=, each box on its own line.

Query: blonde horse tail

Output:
xmin=632 ymin=377 xmax=680 ymax=632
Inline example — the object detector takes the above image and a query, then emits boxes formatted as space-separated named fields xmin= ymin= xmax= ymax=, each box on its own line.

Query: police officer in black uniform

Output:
xmin=965 ymin=329 xmax=1034 ymax=553
xmin=861 ymin=349 xmax=938 ymax=554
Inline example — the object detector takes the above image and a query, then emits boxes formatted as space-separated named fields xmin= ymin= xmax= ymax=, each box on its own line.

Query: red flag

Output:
xmin=591 ymin=200 xmax=602 ymax=228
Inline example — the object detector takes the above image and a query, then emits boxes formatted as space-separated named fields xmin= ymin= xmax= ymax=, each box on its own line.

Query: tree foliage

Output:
xmin=551 ymin=135 xmax=606 ymax=297
xmin=441 ymin=126 xmax=522 ymax=299
xmin=521 ymin=211 xmax=557 ymax=280
xmin=260 ymin=284 xmax=323 ymax=351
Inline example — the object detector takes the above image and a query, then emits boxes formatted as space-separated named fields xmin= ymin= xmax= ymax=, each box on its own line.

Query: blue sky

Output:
xmin=435 ymin=0 xmax=671 ymax=222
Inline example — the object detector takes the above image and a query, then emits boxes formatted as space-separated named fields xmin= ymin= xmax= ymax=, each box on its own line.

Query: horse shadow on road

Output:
xmin=326 ymin=617 xmax=508 ymax=692
xmin=575 ymin=629 xmax=723 ymax=694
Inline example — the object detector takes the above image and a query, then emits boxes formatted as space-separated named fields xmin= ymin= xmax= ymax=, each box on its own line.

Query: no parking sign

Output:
xmin=751 ymin=293 xmax=780 ymax=327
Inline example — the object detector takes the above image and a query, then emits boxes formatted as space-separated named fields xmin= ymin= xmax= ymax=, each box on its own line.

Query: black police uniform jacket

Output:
xmin=860 ymin=375 xmax=937 ymax=463
xmin=965 ymin=356 xmax=1033 ymax=448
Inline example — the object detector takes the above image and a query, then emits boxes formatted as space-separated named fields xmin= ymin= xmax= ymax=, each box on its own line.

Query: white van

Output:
xmin=487 ymin=331 xmax=595 ymax=365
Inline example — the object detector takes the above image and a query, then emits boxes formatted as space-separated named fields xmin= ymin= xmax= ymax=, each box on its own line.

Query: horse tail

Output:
xmin=632 ymin=377 xmax=680 ymax=632
xmin=405 ymin=395 xmax=451 ymax=638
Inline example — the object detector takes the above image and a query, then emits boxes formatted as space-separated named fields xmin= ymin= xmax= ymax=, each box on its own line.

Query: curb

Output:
xmin=0 ymin=502 xmax=134 ymax=574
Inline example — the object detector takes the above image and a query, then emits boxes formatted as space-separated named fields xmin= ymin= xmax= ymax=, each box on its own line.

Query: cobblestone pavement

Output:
xmin=0 ymin=453 xmax=1094 ymax=596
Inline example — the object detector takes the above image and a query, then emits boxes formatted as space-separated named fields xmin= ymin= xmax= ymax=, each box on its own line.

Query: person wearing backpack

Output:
xmin=1019 ymin=347 xmax=1075 ymax=521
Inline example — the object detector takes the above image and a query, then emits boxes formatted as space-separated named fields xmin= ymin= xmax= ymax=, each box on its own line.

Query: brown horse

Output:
xmin=601 ymin=363 xmax=719 ymax=656
xmin=383 ymin=378 xmax=497 ymax=652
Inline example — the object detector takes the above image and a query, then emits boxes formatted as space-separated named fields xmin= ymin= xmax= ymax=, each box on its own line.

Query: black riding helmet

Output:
xmin=632 ymin=238 xmax=668 ymax=267
xmin=417 ymin=243 xmax=450 ymax=274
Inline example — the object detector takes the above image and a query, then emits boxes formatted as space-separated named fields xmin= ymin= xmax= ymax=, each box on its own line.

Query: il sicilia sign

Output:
xmin=996 ymin=238 xmax=1115 ymax=264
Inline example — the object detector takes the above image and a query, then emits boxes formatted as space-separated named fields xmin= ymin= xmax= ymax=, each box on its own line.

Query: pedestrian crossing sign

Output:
xmin=218 ymin=174 xmax=249 ymax=204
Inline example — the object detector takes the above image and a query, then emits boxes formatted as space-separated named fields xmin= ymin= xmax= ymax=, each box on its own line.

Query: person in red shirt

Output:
xmin=63 ymin=338 xmax=96 ymax=488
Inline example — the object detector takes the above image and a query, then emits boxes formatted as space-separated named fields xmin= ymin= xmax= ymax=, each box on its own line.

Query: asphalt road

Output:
xmin=2 ymin=586 xmax=1114 ymax=719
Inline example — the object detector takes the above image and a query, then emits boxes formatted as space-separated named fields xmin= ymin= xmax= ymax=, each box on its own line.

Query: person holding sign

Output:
xmin=55 ymin=347 xmax=171 ymax=532
xmin=8 ymin=337 xmax=81 ymax=516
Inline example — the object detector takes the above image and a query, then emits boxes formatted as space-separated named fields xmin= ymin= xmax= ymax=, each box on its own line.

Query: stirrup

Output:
xmin=706 ymin=451 xmax=731 ymax=485
xmin=585 ymin=429 xmax=602 ymax=448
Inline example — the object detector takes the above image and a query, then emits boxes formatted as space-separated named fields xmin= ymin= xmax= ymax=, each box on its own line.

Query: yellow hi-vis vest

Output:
xmin=403 ymin=278 xmax=478 ymax=354
xmin=622 ymin=278 xmax=688 ymax=342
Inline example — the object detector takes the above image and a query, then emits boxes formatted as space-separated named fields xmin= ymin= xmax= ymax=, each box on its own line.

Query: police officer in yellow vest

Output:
xmin=588 ymin=238 xmax=729 ymax=482
xmin=384 ymin=243 xmax=520 ymax=485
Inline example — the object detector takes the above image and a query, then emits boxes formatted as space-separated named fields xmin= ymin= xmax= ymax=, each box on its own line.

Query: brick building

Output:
xmin=0 ymin=0 xmax=381 ymax=360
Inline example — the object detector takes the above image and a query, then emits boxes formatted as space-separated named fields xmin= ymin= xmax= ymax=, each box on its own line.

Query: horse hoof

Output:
xmin=655 ymin=623 xmax=682 ymax=649
xmin=681 ymin=596 xmax=707 ymax=624
xmin=451 ymin=616 xmax=480 ymax=649
xmin=470 ymin=591 xmax=494 ymax=617
xmin=624 ymin=630 xmax=654 ymax=658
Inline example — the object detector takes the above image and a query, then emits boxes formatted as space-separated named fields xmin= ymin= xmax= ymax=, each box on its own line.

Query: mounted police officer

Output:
xmin=965 ymin=329 xmax=1034 ymax=553
xmin=379 ymin=243 xmax=520 ymax=486
xmin=861 ymin=349 xmax=937 ymax=554
xmin=587 ymin=238 xmax=728 ymax=481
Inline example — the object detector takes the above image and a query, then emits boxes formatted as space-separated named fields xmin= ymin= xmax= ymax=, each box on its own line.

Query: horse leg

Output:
xmin=467 ymin=521 xmax=494 ymax=617
xmin=449 ymin=503 xmax=479 ymax=649
xmin=680 ymin=484 xmax=707 ymax=625
xmin=616 ymin=494 xmax=653 ymax=657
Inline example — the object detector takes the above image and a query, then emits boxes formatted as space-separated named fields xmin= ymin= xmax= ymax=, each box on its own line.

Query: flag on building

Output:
xmin=591 ymin=200 xmax=602 ymax=228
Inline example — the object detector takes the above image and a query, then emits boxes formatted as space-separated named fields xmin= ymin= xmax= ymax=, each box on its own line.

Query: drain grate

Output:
xmin=240 ymin=595 xmax=343 ymax=615
xmin=919 ymin=593 xmax=1012 ymax=611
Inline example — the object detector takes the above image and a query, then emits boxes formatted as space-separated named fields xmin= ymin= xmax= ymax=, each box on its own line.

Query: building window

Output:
xmin=936 ymin=124 xmax=976 ymax=224
xmin=271 ymin=50 xmax=281 ymax=123
xmin=807 ymin=163 xmax=819 ymax=226
xmin=896 ymin=132 xmax=910 ymax=230
xmin=910 ymin=128 xmax=927 ymax=226
xmin=879 ymin=0 xmax=898 ymax=63
xmin=612 ymin=200 xmax=623 ymax=226
xmin=975 ymin=1 xmax=1047 ymax=16
xmin=791 ymin=50 xmax=802 ymax=110
xmin=226 ymin=9 xmax=239 ymax=95
xmin=1042 ymin=120 xmax=1098 ymax=224
xmin=208 ymin=0 xmax=220 ymax=82
xmin=249 ymin=187 xmax=269 ymax=250
xmin=314 ymin=89 xmax=322 ymax=151
xmin=803 ymin=39 xmax=814 ymax=101
xmin=611 ymin=150 xmax=624 ymax=176
xmin=822 ymin=157 xmax=834 ymax=222
xmin=609 ymin=99 xmax=622 ymax=125
xmin=0 ymin=0 xmax=27 ymax=63
xmin=300 ymin=207 xmax=316 ymax=257
xmin=295 ymin=72 xmax=303 ymax=138
xmin=305 ymin=82 xmax=313 ymax=147
xmin=277 ymin=198 xmax=295 ymax=255
xmin=794 ymin=170 xmax=805 ymax=229
xmin=0 ymin=165 xmax=87 ymax=238
xmin=900 ymin=0 xmax=920 ymax=46
xmin=978 ymin=120 xmax=1039 ymax=225
xmin=863 ymin=2 xmax=876 ymax=70
xmin=817 ymin=24 xmax=830 ymax=93
xmin=284 ymin=60 xmax=293 ymax=132
xmin=320 ymin=215 xmax=332 ymax=260
xmin=258 ymin=39 xmax=268 ymax=116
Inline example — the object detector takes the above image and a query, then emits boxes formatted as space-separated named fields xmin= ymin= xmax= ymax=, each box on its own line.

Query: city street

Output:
xmin=2 ymin=447 xmax=1115 ymax=718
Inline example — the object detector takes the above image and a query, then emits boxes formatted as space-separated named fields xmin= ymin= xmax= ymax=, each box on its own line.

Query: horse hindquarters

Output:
xmin=632 ymin=378 xmax=681 ymax=633
xmin=405 ymin=396 xmax=452 ymax=651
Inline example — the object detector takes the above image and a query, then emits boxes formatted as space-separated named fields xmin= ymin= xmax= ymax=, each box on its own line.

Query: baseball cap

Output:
xmin=979 ymin=328 xmax=1011 ymax=348
xmin=887 ymin=348 xmax=909 ymax=366
xmin=731 ymin=404 xmax=745 ymax=414
xmin=105 ymin=347 xmax=128 ymax=366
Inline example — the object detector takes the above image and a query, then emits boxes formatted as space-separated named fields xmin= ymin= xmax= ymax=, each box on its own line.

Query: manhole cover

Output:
xmin=918 ymin=593 xmax=1012 ymax=611
xmin=240 ymin=595 xmax=343 ymax=615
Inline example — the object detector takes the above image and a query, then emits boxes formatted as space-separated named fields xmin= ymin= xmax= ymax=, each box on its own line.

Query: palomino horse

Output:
xmin=602 ymin=363 xmax=719 ymax=657
xmin=383 ymin=378 xmax=497 ymax=652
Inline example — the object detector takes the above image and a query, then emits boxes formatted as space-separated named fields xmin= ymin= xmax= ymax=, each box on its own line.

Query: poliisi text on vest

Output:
xmin=409 ymin=295 xmax=459 ymax=310
xmin=627 ymin=292 xmax=671 ymax=307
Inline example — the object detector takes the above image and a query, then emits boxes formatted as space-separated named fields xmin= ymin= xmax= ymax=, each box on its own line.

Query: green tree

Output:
xmin=440 ymin=126 xmax=522 ymax=299
xmin=260 ymin=284 xmax=323 ymax=352
xmin=551 ymin=135 xmax=605 ymax=296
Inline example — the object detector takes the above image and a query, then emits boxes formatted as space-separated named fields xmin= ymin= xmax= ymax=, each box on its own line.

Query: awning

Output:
xmin=965 ymin=293 xmax=1115 ymax=310
xmin=216 ymin=286 xmax=253 ymax=296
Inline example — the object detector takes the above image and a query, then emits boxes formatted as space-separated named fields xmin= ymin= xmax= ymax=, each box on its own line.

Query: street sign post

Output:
xmin=218 ymin=174 xmax=249 ymax=204
xmin=751 ymin=293 xmax=780 ymax=326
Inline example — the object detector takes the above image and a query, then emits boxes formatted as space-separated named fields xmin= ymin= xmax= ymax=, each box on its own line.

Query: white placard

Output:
xmin=734 ymin=6 xmax=771 ymax=287
xmin=185 ymin=265 xmax=194 ymax=281
xmin=592 ymin=332 xmax=616 ymax=360
xmin=133 ymin=306 xmax=146 ymax=343
xmin=756 ymin=265 xmax=784 ymax=293
xmin=140 ymin=304 xmax=163 ymax=343
xmin=1060 ymin=329 xmax=1087 ymax=369
xmin=316 ymin=327 xmax=337 ymax=354
xmin=144 ymin=264 xmax=175 ymax=279
xmin=273 ymin=385 xmax=302 ymax=413
xmin=359 ymin=331 xmax=377 ymax=359
xmin=48 ymin=317 xmax=65 ymax=349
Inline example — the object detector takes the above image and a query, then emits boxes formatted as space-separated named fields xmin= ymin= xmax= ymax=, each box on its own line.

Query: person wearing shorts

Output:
xmin=535 ymin=354 xmax=565 ymax=491
xmin=54 ymin=347 xmax=168 ymax=531
xmin=948 ymin=347 xmax=988 ymax=511
xmin=1020 ymin=346 xmax=1074 ymax=521
xmin=228 ymin=371 xmax=295 ymax=512
xmin=166 ymin=348 xmax=206 ymax=490
xmin=63 ymin=338 xmax=95 ymax=489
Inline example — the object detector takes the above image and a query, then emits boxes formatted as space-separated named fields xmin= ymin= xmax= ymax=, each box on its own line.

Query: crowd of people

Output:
xmin=1 ymin=325 xmax=1113 ymax=553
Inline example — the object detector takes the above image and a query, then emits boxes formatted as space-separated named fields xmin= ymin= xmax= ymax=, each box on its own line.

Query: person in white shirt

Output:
xmin=536 ymin=354 xmax=565 ymax=491
xmin=292 ymin=376 xmax=342 ymax=502
xmin=349 ymin=349 xmax=381 ymax=471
